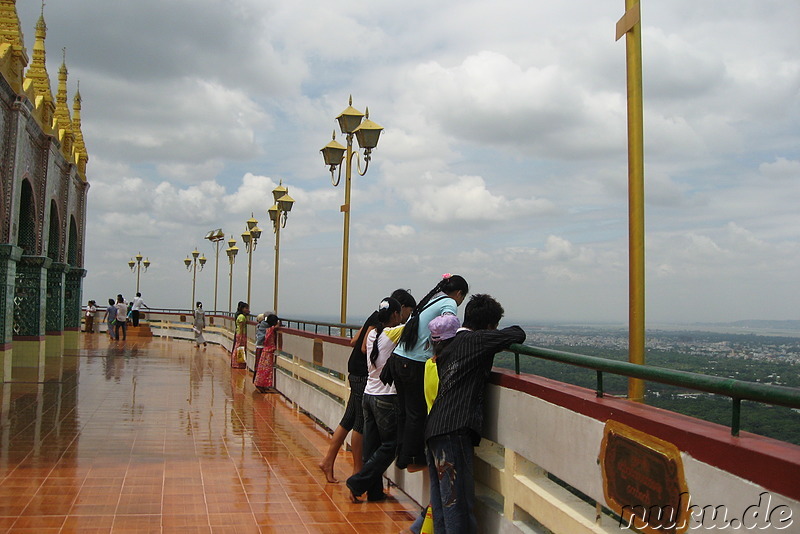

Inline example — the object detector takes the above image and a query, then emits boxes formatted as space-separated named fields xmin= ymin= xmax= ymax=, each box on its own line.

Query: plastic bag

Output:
xmin=235 ymin=346 xmax=246 ymax=365
xmin=421 ymin=505 xmax=434 ymax=534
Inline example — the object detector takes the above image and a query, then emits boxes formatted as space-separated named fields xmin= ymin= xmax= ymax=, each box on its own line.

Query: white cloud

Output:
xmin=14 ymin=0 xmax=799 ymax=323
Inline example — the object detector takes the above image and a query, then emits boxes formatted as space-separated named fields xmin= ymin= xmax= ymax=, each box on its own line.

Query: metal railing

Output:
xmin=280 ymin=317 xmax=361 ymax=338
xmin=507 ymin=343 xmax=800 ymax=436
xmin=84 ymin=306 xmax=800 ymax=437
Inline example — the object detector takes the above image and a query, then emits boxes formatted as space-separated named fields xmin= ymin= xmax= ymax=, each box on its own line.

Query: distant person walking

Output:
xmin=193 ymin=302 xmax=207 ymax=348
xmin=84 ymin=300 xmax=96 ymax=333
xmin=130 ymin=293 xmax=149 ymax=327
xmin=114 ymin=295 xmax=128 ymax=341
xmin=103 ymin=298 xmax=117 ymax=340
xmin=230 ymin=301 xmax=249 ymax=369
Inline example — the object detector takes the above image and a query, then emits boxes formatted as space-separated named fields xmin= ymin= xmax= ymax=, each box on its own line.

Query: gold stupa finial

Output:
xmin=23 ymin=0 xmax=54 ymax=133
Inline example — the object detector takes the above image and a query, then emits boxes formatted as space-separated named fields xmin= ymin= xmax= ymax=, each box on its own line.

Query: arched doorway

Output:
xmin=67 ymin=216 xmax=78 ymax=266
xmin=17 ymin=179 xmax=37 ymax=255
xmin=48 ymin=200 xmax=60 ymax=261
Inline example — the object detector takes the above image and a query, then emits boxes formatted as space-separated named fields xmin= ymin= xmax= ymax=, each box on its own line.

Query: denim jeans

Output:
xmin=346 ymin=394 xmax=398 ymax=500
xmin=427 ymin=431 xmax=477 ymax=534
xmin=114 ymin=320 xmax=127 ymax=340
xmin=390 ymin=355 xmax=427 ymax=468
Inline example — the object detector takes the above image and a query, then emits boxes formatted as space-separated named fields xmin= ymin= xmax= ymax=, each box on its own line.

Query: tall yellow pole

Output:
xmin=618 ymin=0 xmax=646 ymax=401
xmin=228 ymin=258 xmax=234 ymax=313
xmin=273 ymin=218 xmax=281 ymax=314
xmin=191 ymin=260 xmax=197 ymax=311
xmin=340 ymin=135 xmax=353 ymax=326
xmin=246 ymin=246 xmax=253 ymax=305
xmin=213 ymin=241 xmax=220 ymax=312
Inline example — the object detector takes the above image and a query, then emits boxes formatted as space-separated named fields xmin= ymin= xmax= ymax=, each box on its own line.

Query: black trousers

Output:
xmin=390 ymin=355 xmax=427 ymax=468
xmin=131 ymin=310 xmax=140 ymax=327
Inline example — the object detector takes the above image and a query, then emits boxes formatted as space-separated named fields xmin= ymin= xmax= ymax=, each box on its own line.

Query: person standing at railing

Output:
xmin=391 ymin=274 xmax=468 ymax=472
xmin=424 ymin=294 xmax=525 ymax=534
xmin=84 ymin=300 xmax=96 ymax=333
xmin=254 ymin=314 xmax=279 ymax=392
xmin=131 ymin=293 xmax=149 ymax=327
xmin=319 ymin=288 xmax=416 ymax=484
xmin=230 ymin=301 xmax=249 ymax=369
xmin=346 ymin=297 xmax=404 ymax=502
xmin=103 ymin=299 xmax=118 ymax=340
xmin=193 ymin=302 xmax=207 ymax=348
xmin=114 ymin=295 xmax=128 ymax=341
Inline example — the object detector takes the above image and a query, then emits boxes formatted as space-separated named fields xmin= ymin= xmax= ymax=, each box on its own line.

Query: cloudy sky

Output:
xmin=17 ymin=0 xmax=799 ymax=325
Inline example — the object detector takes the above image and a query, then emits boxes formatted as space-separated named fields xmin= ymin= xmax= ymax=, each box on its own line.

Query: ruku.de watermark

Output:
xmin=620 ymin=491 xmax=793 ymax=530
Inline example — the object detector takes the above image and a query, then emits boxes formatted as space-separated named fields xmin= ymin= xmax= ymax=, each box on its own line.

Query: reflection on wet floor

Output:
xmin=0 ymin=335 xmax=419 ymax=533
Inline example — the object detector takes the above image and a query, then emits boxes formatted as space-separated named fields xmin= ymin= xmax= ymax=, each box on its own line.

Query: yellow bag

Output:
xmin=421 ymin=504 xmax=434 ymax=534
xmin=235 ymin=346 xmax=246 ymax=365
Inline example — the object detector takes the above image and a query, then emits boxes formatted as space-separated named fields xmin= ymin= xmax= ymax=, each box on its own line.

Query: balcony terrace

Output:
xmin=2 ymin=310 xmax=799 ymax=533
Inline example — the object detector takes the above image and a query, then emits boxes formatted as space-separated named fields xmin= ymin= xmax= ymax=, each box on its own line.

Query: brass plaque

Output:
xmin=600 ymin=420 xmax=689 ymax=534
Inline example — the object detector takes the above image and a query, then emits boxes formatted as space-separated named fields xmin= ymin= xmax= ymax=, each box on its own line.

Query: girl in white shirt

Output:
xmin=346 ymin=297 xmax=403 ymax=503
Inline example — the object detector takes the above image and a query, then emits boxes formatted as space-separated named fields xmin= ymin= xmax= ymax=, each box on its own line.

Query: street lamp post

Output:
xmin=226 ymin=237 xmax=239 ymax=313
xmin=183 ymin=248 xmax=206 ymax=310
xmin=241 ymin=214 xmax=262 ymax=305
xmin=204 ymin=229 xmax=225 ymax=312
xmin=128 ymin=252 xmax=150 ymax=294
xmin=268 ymin=182 xmax=295 ymax=314
xmin=320 ymin=96 xmax=383 ymax=325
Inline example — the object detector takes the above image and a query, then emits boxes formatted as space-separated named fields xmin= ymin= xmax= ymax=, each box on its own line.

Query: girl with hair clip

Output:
xmin=230 ymin=301 xmax=250 ymax=369
xmin=319 ymin=288 xmax=415 ymax=484
xmin=346 ymin=297 xmax=404 ymax=503
xmin=254 ymin=314 xmax=280 ymax=392
xmin=390 ymin=274 xmax=468 ymax=471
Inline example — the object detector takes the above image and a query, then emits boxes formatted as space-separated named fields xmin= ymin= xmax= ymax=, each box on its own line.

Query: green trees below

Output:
xmin=494 ymin=343 xmax=800 ymax=446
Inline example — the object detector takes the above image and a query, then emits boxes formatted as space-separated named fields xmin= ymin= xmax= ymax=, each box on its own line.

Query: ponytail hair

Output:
xmin=369 ymin=297 xmax=401 ymax=367
xmin=236 ymin=301 xmax=248 ymax=316
xmin=398 ymin=274 xmax=468 ymax=351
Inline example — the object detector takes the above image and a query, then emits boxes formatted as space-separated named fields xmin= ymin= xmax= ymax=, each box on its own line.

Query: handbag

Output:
xmin=235 ymin=346 xmax=247 ymax=365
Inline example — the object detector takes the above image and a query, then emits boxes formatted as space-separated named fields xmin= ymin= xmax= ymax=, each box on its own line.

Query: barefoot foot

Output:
xmin=318 ymin=462 xmax=339 ymax=483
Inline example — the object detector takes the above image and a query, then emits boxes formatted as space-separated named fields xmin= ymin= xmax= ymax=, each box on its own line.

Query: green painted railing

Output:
xmin=281 ymin=317 xmax=360 ymax=338
xmin=111 ymin=308 xmax=800 ymax=438
xmin=507 ymin=343 xmax=800 ymax=436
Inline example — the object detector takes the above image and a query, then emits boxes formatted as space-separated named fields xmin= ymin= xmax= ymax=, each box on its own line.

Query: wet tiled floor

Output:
xmin=0 ymin=335 xmax=420 ymax=533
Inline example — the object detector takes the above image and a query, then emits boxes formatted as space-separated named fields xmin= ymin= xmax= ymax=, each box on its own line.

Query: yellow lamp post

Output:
xmin=320 ymin=96 xmax=383 ymax=325
xmin=268 ymin=182 xmax=295 ymax=314
xmin=184 ymin=249 xmax=206 ymax=311
xmin=204 ymin=229 xmax=226 ymax=312
xmin=617 ymin=0 xmax=646 ymax=402
xmin=241 ymin=215 xmax=262 ymax=305
xmin=226 ymin=237 xmax=239 ymax=313
xmin=128 ymin=252 xmax=150 ymax=294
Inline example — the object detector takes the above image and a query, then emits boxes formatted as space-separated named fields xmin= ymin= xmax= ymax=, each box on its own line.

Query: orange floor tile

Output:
xmin=0 ymin=335 xmax=421 ymax=533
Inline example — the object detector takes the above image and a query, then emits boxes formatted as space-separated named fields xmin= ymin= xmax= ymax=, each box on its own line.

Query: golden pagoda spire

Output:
xmin=23 ymin=2 xmax=55 ymax=133
xmin=72 ymin=80 xmax=88 ymax=178
xmin=53 ymin=47 xmax=74 ymax=157
xmin=0 ymin=0 xmax=29 ymax=93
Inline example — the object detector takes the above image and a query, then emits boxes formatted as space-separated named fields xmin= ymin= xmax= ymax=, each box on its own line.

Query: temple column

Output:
xmin=0 ymin=245 xmax=23 ymax=381
xmin=63 ymin=268 xmax=86 ymax=358
xmin=12 ymin=255 xmax=52 ymax=381
xmin=45 ymin=263 xmax=70 ymax=381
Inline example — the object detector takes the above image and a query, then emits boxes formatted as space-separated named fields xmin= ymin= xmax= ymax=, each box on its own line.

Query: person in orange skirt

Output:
xmin=230 ymin=301 xmax=249 ymax=369
xmin=254 ymin=314 xmax=279 ymax=392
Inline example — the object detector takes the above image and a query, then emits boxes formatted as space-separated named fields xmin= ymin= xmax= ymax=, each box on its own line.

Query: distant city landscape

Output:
xmin=492 ymin=321 xmax=800 ymax=445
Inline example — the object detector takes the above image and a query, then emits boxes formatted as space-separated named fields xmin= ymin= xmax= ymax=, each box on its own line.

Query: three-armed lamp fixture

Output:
xmin=184 ymin=249 xmax=206 ymax=310
xmin=268 ymin=181 xmax=295 ymax=313
xmin=320 ymin=96 xmax=383 ymax=326
xmin=241 ymin=214 xmax=262 ymax=304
